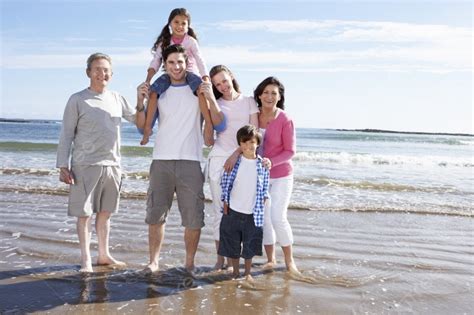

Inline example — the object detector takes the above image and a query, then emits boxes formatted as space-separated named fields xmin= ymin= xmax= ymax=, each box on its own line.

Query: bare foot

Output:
xmin=262 ymin=260 xmax=276 ymax=270
xmin=143 ymin=262 xmax=159 ymax=274
xmin=140 ymin=134 xmax=150 ymax=145
xmin=214 ymin=256 xmax=225 ymax=270
xmin=287 ymin=262 xmax=299 ymax=274
xmin=226 ymin=265 xmax=234 ymax=274
xmin=214 ymin=262 xmax=225 ymax=271
xmin=185 ymin=264 xmax=196 ymax=274
xmin=97 ymin=256 xmax=126 ymax=268
xmin=286 ymin=266 xmax=318 ymax=284
xmin=244 ymin=274 xmax=254 ymax=283
xmin=79 ymin=262 xmax=93 ymax=273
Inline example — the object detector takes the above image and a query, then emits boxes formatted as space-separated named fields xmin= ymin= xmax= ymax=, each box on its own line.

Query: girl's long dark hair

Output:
xmin=151 ymin=8 xmax=197 ymax=55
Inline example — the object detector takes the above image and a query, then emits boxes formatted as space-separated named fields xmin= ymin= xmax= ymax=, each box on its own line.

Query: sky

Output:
xmin=1 ymin=0 xmax=472 ymax=134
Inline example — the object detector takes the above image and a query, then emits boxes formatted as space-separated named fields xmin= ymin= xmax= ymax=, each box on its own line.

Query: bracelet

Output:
xmin=136 ymin=105 xmax=145 ymax=112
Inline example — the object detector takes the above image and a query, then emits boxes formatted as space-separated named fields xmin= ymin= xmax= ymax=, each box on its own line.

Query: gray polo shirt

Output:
xmin=56 ymin=88 xmax=136 ymax=168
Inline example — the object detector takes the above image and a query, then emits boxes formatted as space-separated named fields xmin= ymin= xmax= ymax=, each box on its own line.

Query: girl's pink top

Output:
xmin=148 ymin=34 xmax=207 ymax=77
xmin=263 ymin=110 xmax=296 ymax=179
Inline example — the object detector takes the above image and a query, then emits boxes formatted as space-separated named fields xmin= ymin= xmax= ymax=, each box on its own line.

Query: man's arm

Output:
xmin=135 ymin=82 xmax=148 ymax=129
xmin=56 ymin=95 xmax=79 ymax=184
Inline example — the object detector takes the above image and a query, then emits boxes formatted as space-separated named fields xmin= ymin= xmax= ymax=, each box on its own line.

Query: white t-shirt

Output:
xmin=209 ymin=95 xmax=259 ymax=157
xmin=152 ymin=84 xmax=203 ymax=161
xmin=229 ymin=156 xmax=258 ymax=214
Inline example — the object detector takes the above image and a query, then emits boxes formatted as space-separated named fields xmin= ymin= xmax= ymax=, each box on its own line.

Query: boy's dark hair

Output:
xmin=162 ymin=44 xmax=188 ymax=64
xmin=236 ymin=124 xmax=262 ymax=146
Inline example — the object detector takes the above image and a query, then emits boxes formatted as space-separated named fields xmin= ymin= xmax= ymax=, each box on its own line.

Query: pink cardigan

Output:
xmin=263 ymin=110 xmax=296 ymax=179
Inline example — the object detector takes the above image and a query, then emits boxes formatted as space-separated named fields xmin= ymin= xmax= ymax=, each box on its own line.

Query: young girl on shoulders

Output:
xmin=140 ymin=8 xmax=213 ymax=146
xmin=145 ymin=8 xmax=208 ymax=85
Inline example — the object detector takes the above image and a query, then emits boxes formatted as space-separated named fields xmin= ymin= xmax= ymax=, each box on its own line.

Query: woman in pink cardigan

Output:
xmin=254 ymin=77 xmax=298 ymax=273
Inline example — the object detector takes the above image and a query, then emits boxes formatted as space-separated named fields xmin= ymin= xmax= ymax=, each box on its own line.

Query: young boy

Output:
xmin=219 ymin=124 xmax=270 ymax=280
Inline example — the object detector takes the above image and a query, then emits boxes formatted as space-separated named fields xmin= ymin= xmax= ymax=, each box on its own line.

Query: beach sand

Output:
xmin=0 ymin=191 xmax=472 ymax=314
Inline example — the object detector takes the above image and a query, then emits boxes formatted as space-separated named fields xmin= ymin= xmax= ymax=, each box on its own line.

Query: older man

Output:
xmin=57 ymin=53 xmax=142 ymax=272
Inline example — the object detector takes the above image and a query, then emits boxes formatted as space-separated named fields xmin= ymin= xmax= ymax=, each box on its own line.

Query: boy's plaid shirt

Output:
xmin=220 ymin=155 xmax=270 ymax=227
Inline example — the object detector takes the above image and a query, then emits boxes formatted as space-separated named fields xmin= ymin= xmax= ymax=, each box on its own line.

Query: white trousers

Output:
xmin=208 ymin=156 xmax=227 ymax=241
xmin=263 ymin=175 xmax=294 ymax=247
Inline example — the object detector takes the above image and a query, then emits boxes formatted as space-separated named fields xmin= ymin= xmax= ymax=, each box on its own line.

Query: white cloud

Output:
xmin=212 ymin=19 xmax=472 ymax=44
xmin=121 ymin=19 xmax=149 ymax=24
xmin=202 ymin=45 xmax=470 ymax=73
xmin=205 ymin=19 xmax=472 ymax=72
xmin=0 ymin=49 xmax=151 ymax=69
xmin=2 ymin=20 xmax=471 ymax=73
xmin=2 ymin=44 xmax=470 ymax=73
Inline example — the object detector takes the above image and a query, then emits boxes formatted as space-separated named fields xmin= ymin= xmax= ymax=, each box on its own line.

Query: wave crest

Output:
xmin=293 ymin=151 xmax=473 ymax=168
xmin=294 ymin=176 xmax=466 ymax=194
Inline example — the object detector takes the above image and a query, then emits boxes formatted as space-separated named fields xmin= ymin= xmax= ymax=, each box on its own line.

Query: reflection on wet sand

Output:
xmin=1 ymin=193 xmax=473 ymax=314
xmin=1 ymin=261 xmax=323 ymax=313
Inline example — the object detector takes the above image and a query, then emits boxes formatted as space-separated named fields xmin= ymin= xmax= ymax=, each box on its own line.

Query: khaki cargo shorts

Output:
xmin=68 ymin=165 xmax=122 ymax=217
xmin=146 ymin=160 xmax=205 ymax=228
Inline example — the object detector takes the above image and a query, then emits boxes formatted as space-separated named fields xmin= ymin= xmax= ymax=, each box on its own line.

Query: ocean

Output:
xmin=1 ymin=120 xmax=473 ymax=314
xmin=0 ymin=120 xmax=472 ymax=216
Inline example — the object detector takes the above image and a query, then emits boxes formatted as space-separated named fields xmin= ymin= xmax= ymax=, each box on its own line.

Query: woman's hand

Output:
xmin=262 ymin=157 xmax=272 ymax=170
xmin=224 ymin=151 xmax=240 ymax=172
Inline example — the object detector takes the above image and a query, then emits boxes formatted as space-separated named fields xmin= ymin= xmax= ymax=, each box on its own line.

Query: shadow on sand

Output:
xmin=0 ymin=264 xmax=281 ymax=313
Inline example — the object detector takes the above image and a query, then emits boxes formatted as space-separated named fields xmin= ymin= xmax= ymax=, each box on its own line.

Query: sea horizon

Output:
xmin=1 ymin=117 xmax=473 ymax=137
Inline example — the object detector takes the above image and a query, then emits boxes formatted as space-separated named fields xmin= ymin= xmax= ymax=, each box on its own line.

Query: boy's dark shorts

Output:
xmin=218 ymin=209 xmax=263 ymax=259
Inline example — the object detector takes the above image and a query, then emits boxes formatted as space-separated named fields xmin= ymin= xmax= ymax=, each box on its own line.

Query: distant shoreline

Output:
xmin=336 ymin=128 xmax=473 ymax=137
xmin=0 ymin=118 xmax=59 ymax=124
xmin=1 ymin=118 xmax=472 ymax=137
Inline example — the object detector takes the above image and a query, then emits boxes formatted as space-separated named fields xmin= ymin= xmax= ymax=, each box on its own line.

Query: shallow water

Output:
xmin=1 ymin=121 xmax=473 ymax=215
xmin=0 ymin=192 xmax=472 ymax=314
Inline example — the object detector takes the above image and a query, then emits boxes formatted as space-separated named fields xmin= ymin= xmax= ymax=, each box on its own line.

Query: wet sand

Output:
xmin=0 ymin=191 xmax=473 ymax=314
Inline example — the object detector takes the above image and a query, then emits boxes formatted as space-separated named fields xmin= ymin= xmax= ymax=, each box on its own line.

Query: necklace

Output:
xmin=260 ymin=108 xmax=278 ymax=127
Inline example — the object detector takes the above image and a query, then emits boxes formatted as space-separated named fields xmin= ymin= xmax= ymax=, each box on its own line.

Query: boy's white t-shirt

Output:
xmin=229 ymin=156 xmax=257 ymax=214
xmin=152 ymin=84 xmax=203 ymax=161
xmin=209 ymin=95 xmax=259 ymax=157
